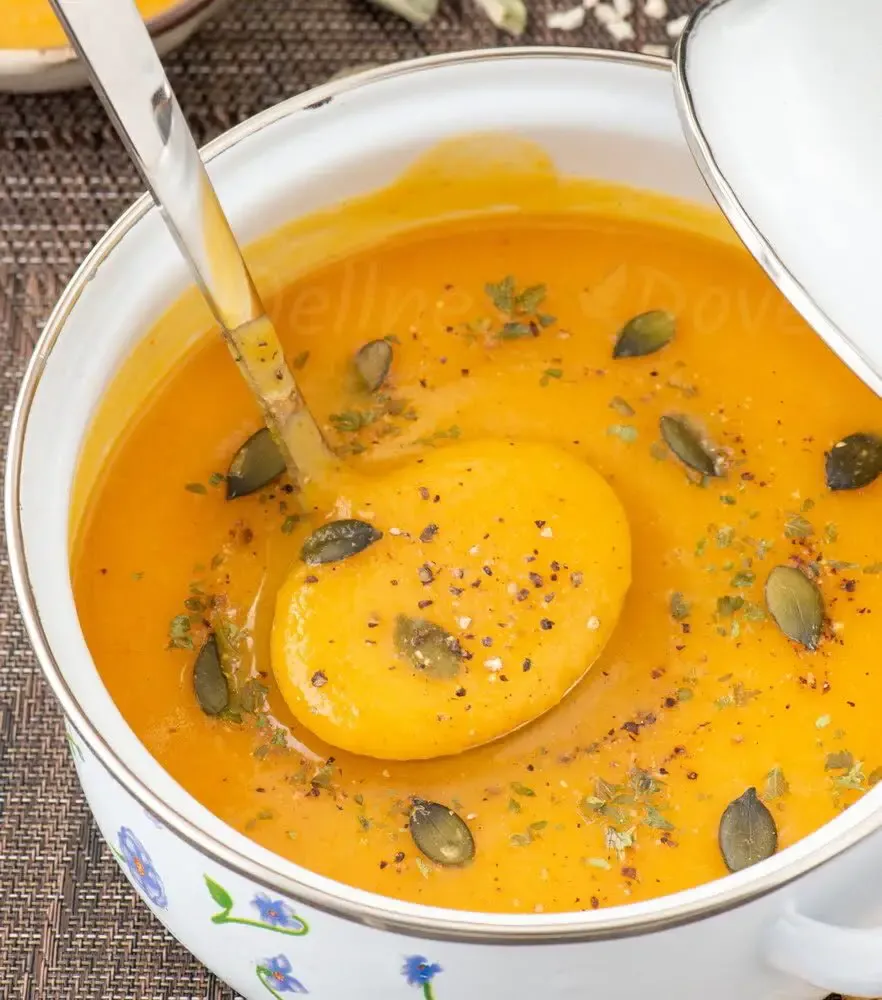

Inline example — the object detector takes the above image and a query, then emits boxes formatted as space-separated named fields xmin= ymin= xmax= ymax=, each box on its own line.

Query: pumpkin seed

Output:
xmin=394 ymin=615 xmax=463 ymax=678
xmin=659 ymin=414 xmax=722 ymax=477
xmin=226 ymin=427 xmax=286 ymax=499
xmin=301 ymin=519 xmax=382 ymax=565
xmin=764 ymin=565 xmax=824 ymax=650
xmin=353 ymin=339 xmax=393 ymax=392
xmin=193 ymin=635 xmax=229 ymax=716
xmin=825 ymin=432 xmax=882 ymax=491
xmin=409 ymin=798 xmax=475 ymax=866
xmin=718 ymin=787 xmax=777 ymax=872
xmin=612 ymin=310 xmax=676 ymax=359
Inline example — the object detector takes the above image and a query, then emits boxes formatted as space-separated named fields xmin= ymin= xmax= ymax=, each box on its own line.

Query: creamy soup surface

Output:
xmin=73 ymin=149 xmax=882 ymax=915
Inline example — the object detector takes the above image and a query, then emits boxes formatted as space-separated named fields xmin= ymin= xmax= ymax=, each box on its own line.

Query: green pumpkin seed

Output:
xmin=409 ymin=798 xmax=475 ymax=866
xmin=612 ymin=310 xmax=676 ymax=359
xmin=353 ymin=339 xmax=393 ymax=392
xmin=193 ymin=635 xmax=229 ymax=716
xmin=394 ymin=615 xmax=463 ymax=678
xmin=825 ymin=432 xmax=882 ymax=491
xmin=301 ymin=519 xmax=382 ymax=565
xmin=226 ymin=427 xmax=286 ymax=499
xmin=765 ymin=565 xmax=824 ymax=651
xmin=659 ymin=414 xmax=722 ymax=477
xmin=718 ymin=787 xmax=777 ymax=872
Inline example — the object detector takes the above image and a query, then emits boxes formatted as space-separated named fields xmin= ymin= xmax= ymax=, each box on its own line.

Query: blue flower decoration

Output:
xmin=252 ymin=892 xmax=306 ymax=931
xmin=261 ymin=955 xmax=307 ymax=994
xmin=402 ymin=956 xmax=442 ymax=987
xmin=118 ymin=826 xmax=167 ymax=909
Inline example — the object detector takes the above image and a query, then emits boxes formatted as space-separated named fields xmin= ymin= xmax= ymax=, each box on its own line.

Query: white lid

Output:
xmin=673 ymin=0 xmax=882 ymax=396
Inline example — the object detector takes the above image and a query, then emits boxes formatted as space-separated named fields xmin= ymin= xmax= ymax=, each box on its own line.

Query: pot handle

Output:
xmin=767 ymin=910 xmax=882 ymax=997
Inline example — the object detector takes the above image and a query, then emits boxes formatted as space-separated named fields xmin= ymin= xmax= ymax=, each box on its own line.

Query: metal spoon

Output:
xmin=50 ymin=0 xmax=336 ymax=488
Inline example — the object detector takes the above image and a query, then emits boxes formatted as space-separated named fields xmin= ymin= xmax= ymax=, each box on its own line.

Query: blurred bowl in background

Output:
xmin=0 ymin=0 xmax=232 ymax=93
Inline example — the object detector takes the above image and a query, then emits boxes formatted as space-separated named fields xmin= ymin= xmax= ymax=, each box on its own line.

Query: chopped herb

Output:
xmin=649 ymin=441 xmax=669 ymax=462
xmin=500 ymin=322 xmax=533 ymax=340
xmin=183 ymin=597 xmax=205 ymax=612
xmin=604 ymin=826 xmax=635 ymax=857
xmin=864 ymin=563 xmax=882 ymax=574
xmin=281 ymin=515 xmax=298 ymax=535
xmin=720 ymin=495 xmax=737 ymax=506
xmin=784 ymin=514 xmax=814 ymax=539
xmin=131 ymin=571 xmax=144 ymax=581
xmin=516 ymin=284 xmax=547 ymax=313
xmin=764 ymin=767 xmax=790 ymax=800
xmin=609 ymin=396 xmax=635 ymax=417
xmin=731 ymin=571 xmax=756 ymax=588
xmin=695 ymin=537 xmax=707 ymax=557
xmin=644 ymin=806 xmax=674 ymax=831
xmin=585 ymin=857 xmax=612 ymax=870
xmin=742 ymin=602 xmax=767 ymax=622
xmin=800 ymin=498 xmax=815 ymax=512
xmin=824 ymin=523 xmax=839 ymax=544
xmin=716 ymin=526 xmax=735 ymax=547
xmin=541 ymin=367 xmax=564 ymax=381
xmin=716 ymin=595 xmax=744 ymax=617
xmin=508 ymin=798 xmax=522 ymax=813
xmin=669 ymin=592 xmax=690 ymax=621
xmin=485 ymin=275 xmax=516 ymax=313
xmin=868 ymin=767 xmax=882 ymax=786
xmin=825 ymin=750 xmax=855 ymax=771
xmin=415 ymin=857 xmax=433 ymax=878
xmin=608 ymin=424 xmax=638 ymax=443
xmin=816 ymin=714 xmax=832 ymax=729
xmin=168 ymin=614 xmax=193 ymax=650
xmin=208 ymin=472 xmax=225 ymax=487
xmin=511 ymin=781 xmax=536 ymax=797
xmin=676 ymin=687 xmax=693 ymax=702
xmin=834 ymin=761 xmax=866 ymax=790
xmin=185 ymin=482 xmax=207 ymax=494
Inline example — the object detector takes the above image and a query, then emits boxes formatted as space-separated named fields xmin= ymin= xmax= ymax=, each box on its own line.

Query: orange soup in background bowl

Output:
xmin=0 ymin=0 xmax=231 ymax=92
xmin=7 ymin=49 xmax=882 ymax=1000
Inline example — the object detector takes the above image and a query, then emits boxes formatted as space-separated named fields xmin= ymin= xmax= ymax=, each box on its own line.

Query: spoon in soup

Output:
xmin=54 ymin=0 xmax=633 ymax=760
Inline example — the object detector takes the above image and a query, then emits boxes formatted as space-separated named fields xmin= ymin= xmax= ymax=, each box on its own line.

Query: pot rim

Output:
xmin=8 ymin=45 xmax=882 ymax=944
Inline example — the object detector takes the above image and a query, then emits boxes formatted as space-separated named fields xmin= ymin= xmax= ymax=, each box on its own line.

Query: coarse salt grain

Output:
xmin=507 ymin=582 xmax=518 ymax=595
xmin=546 ymin=4 xmax=586 ymax=29
xmin=484 ymin=657 xmax=504 ymax=671
xmin=666 ymin=13 xmax=688 ymax=37
xmin=644 ymin=0 xmax=666 ymax=17
xmin=540 ymin=526 xmax=553 ymax=538
xmin=457 ymin=616 xmax=472 ymax=629
xmin=469 ymin=545 xmax=480 ymax=555
xmin=606 ymin=18 xmax=635 ymax=40
xmin=586 ymin=616 xmax=601 ymax=631
xmin=389 ymin=527 xmax=404 ymax=536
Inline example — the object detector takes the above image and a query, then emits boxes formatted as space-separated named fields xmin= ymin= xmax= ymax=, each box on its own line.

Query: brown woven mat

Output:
xmin=0 ymin=2 xmax=696 ymax=996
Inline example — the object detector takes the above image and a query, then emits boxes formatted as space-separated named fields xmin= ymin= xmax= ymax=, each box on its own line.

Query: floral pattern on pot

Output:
xmin=116 ymin=826 xmax=167 ymax=909
xmin=402 ymin=956 xmax=443 ymax=1000
xmin=205 ymin=875 xmax=309 ymax=936
xmin=257 ymin=954 xmax=308 ymax=997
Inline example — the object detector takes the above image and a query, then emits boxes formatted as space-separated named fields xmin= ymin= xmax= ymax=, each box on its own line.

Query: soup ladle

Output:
xmin=50 ymin=0 xmax=337 ymax=490
xmin=51 ymin=0 xmax=634 ymax=760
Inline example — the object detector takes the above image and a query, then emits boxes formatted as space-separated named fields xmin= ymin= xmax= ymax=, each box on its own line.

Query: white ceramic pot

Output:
xmin=9 ymin=48 xmax=882 ymax=1000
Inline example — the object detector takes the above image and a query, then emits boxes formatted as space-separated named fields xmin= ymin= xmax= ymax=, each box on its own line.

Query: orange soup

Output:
xmin=72 ymin=159 xmax=882 ymax=915
xmin=2 ymin=0 xmax=179 ymax=49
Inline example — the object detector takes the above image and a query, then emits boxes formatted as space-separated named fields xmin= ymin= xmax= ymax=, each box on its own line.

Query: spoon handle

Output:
xmin=50 ymin=0 xmax=335 ymax=485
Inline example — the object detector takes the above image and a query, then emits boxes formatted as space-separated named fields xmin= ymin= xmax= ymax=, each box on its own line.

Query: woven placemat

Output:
xmin=0 ymin=2 xmax=696 ymax=996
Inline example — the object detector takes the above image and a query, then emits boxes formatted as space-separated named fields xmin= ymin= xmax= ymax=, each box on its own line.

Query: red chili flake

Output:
xmin=540 ymin=618 xmax=555 ymax=630
xmin=394 ymin=851 xmax=405 ymax=863
xmin=590 ymin=897 xmax=600 ymax=910
xmin=664 ymin=697 xmax=677 ymax=708
xmin=686 ymin=771 xmax=698 ymax=780
xmin=379 ymin=861 xmax=388 ymax=869
xmin=449 ymin=586 xmax=465 ymax=596
xmin=418 ymin=564 xmax=434 ymax=585
xmin=311 ymin=671 xmax=328 ymax=688
xmin=550 ymin=560 xmax=561 ymax=572
xmin=570 ymin=571 xmax=584 ymax=587
xmin=455 ymin=687 xmax=467 ymax=697
xmin=543 ymin=593 xmax=555 ymax=604
xmin=535 ymin=520 xmax=546 ymax=528
xmin=418 ymin=486 xmax=430 ymax=500
xmin=517 ymin=589 xmax=530 ymax=601
xmin=522 ymin=658 xmax=532 ymax=672
xmin=481 ymin=637 xmax=493 ymax=647
xmin=841 ymin=579 xmax=857 ymax=592
xmin=420 ymin=523 xmax=439 ymax=542
xmin=482 ymin=565 xmax=493 ymax=576
xmin=418 ymin=600 xmax=434 ymax=609
xmin=529 ymin=572 xmax=544 ymax=588
xmin=305 ymin=574 xmax=319 ymax=584
xmin=621 ymin=866 xmax=638 ymax=881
